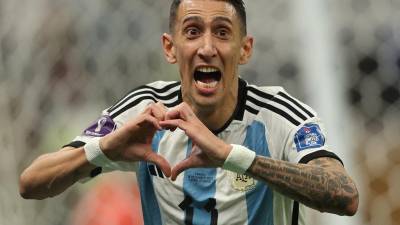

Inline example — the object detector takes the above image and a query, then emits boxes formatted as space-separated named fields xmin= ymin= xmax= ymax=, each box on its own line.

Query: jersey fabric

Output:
xmin=66 ymin=78 xmax=343 ymax=225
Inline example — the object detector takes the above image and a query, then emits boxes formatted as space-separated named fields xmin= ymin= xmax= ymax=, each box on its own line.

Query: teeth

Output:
xmin=197 ymin=67 xmax=219 ymax=73
xmin=196 ymin=80 xmax=218 ymax=88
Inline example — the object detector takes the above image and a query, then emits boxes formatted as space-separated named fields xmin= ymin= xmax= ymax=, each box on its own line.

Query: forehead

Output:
xmin=177 ymin=0 xmax=238 ymax=24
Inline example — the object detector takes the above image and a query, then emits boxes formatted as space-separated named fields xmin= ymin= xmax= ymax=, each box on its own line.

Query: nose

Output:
xmin=197 ymin=33 xmax=217 ymax=60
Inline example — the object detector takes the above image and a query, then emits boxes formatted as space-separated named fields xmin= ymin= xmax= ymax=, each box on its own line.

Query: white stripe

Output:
xmin=110 ymin=93 xmax=179 ymax=116
xmin=274 ymin=94 xmax=310 ymax=119
xmin=215 ymin=169 xmax=249 ymax=225
xmin=153 ymin=130 xmax=188 ymax=224
xmin=109 ymin=83 xmax=180 ymax=112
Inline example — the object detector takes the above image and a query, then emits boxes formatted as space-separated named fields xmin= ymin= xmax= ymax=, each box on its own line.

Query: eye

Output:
xmin=185 ymin=27 xmax=201 ymax=38
xmin=215 ymin=28 xmax=230 ymax=39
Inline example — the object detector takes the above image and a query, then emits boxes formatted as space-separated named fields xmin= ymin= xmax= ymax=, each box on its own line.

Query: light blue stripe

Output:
xmin=137 ymin=130 xmax=166 ymax=225
xmin=183 ymin=139 xmax=217 ymax=225
xmin=244 ymin=121 xmax=274 ymax=225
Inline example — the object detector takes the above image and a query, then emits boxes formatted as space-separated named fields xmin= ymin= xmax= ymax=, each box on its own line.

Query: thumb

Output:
xmin=146 ymin=152 xmax=172 ymax=178
xmin=171 ymin=158 xmax=193 ymax=181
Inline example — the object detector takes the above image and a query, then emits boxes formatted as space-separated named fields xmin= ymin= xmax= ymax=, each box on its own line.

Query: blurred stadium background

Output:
xmin=1 ymin=0 xmax=399 ymax=224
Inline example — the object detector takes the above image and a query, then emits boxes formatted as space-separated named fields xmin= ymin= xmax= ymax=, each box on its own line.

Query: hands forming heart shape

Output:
xmin=100 ymin=102 xmax=232 ymax=181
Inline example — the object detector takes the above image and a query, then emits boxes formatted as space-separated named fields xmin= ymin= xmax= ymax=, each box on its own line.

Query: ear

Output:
xmin=162 ymin=33 xmax=177 ymax=64
xmin=239 ymin=36 xmax=254 ymax=65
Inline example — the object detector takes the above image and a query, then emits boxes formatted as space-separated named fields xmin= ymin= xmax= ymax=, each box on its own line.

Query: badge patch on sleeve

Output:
xmin=83 ymin=115 xmax=116 ymax=137
xmin=294 ymin=123 xmax=325 ymax=152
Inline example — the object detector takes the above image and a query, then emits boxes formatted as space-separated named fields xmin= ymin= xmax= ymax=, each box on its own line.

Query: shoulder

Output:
xmin=106 ymin=80 xmax=181 ymax=119
xmin=244 ymin=82 xmax=317 ymax=129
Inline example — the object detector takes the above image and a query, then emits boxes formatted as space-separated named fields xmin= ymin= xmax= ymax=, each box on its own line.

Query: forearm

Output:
xmin=19 ymin=147 xmax=96 ymax=199
xmin=246 ymin=156 xmax=358 ymax=216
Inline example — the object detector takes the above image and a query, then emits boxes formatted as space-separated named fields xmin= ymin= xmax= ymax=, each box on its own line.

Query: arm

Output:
xmin=19 ymin=146 xmax=96 ymax=199
xmin=160 ymin=102 xmax=359 ymax=216
xmin=247 ymin=156 xmax=359 ymax=216
xmin=20 ymin=102 xmax=171 ymax=200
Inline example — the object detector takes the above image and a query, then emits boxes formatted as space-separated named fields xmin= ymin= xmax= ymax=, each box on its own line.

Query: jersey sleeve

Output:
xmin=64 ymin=80 xmax=181 ymax=180
xmin=254 ymin=86 xmax=343 ymax=165
xmin=64 ymin=109 xmax=138 ymax=178
xmin=284 ymin=116 xmax=342 ymax=164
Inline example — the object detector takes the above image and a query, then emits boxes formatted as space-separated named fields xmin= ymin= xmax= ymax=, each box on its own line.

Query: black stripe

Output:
xmin=292 ymin=201 xmax=299 ymax=225
xmin=185 ymin=207 xmax=194 ymax=225
xmin=156 ymin=165 xmax=164 ymax=178
xmin=108 ymin=82 xmax=180 ymax=113
xmin=179 ymin=196 xmax=193 ymax=210
xmin=246 ymin=95 xmax=301 ymax=126
xmin=247 ymin=86 xmax=274 ymax=100
xmin=62 ymin=141 xmax=86 ymax=148
xmin=245 ymin=105 xmax=259 ymax=115
xmin=278 ymin=92 xmax=314 ymax=117
xmin=299 ymin=150 xmax=344 ymax=166
xmin=213 ymin=78 xmax=247 ymax=134
xmin=210 ymin=209 xmax=218 ymax=225
xmin=148 ymin=165 xmax=157 ymax=176
xmin=248 ymin=88 xmax=309 ymax=121
xmin=233 ymin=78 xmax=248 ymax=121
xmin=108 ymin=89 xmax=179 ymax=114
xmin=204 ymin=198 xmax=216 ymax=212
xmin=271 ymin=97 xmax=308 ymax=120
xmin=90 ymin=167 xmax=102 ymax=178
xmin=110 ymin=94 xmax=180 ymax=118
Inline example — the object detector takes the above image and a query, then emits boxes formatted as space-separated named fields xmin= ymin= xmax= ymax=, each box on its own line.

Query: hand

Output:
xmin=100 ymin=102 xmax=171 ymax=177
xmin=160 ymin=102 xmax=232 ymax=181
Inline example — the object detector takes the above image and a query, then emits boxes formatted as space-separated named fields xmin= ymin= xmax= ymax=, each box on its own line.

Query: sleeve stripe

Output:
xmin=298 ymin=150 xmax=344 ymax=165
xmin=247 ymin=86 xmax=313 ymax=118
xmin=247 ymin=86 xmax=274 ymax=100
xmin=246 ymin=95 xmax=301 ymax=126
xmin=107 ymin=82 xmax=180 ymax=113
xmin=109 ymin=95 xmax=180 ymax=118
xmin=278 ymin=92 xmax=314 ymax=118
xmin=108 ymin=90 xmax=179 ymax=115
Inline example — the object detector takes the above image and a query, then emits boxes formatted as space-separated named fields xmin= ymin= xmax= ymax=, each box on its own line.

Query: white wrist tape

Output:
xmin=83 ymin=137 xmax=114 ymax=167
xmin=222 ymin=144 xmax=256 ymax=174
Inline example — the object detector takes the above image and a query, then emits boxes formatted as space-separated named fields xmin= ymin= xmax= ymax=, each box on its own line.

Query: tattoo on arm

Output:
xmin=246 ymin=157 xmax=358 ymax=215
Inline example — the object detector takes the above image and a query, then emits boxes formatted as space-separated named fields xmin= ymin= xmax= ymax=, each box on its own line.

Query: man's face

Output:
xmin=163 ymin=0 xmax=253 ymax=112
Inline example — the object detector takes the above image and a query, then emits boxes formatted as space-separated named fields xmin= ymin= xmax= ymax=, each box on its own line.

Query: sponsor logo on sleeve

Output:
xmin=294 ymin=123 xmax=325 ymax=152
xmin=83 ymin=115 xmax=117 ymax=137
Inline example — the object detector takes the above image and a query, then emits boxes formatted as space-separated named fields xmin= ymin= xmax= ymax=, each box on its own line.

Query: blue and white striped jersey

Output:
xmin=68 ymin=78 xmax=342 ymax=225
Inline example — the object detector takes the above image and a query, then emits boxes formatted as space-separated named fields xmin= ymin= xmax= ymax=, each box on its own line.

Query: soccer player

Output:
xmin=19 ymin=0 xmax=359 ymax=224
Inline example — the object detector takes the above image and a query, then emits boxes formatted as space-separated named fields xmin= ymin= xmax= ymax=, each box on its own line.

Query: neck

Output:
xmin=193 ymin=81 xmax=239 ymax=132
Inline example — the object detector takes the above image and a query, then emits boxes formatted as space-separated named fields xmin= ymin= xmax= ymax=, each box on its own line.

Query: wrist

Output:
xmin=84 ymin=137 xmax=115 ymax=167
xmin=98 ymin=135 xmax=118 ymax=161
xmin=222 ymin=144 xmax=256 ymax=174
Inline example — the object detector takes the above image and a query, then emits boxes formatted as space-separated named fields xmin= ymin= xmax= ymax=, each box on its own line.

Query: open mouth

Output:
xmin=194 ymin=66 xmax=222 ymax=89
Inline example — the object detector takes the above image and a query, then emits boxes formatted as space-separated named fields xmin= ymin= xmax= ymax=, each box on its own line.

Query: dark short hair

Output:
xmin=169 ymin=0 xmax=247 ymax=35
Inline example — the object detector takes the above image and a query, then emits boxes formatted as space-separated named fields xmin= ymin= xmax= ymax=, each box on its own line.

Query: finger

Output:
xmin=142 ymin=114 xmax=162 ymax=130
xmin=171 ymin=157 xmax=194 ymax=181
xmin=165 ymin=105 xmax=181 ymax=121
xmin=146 ymin=151 xmax=172 ymax=177
xmin=153 ymin=102 xmax=168 ymax=120
xmin=165 ymin=103 xmax=195 ymax=121
xmin=148 ymin=103 xmax=166 ymax=121
xmin=159 ymin=119 xmax=187 ymax=131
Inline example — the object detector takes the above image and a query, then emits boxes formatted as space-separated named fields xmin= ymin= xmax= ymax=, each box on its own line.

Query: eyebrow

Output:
xmin=182 ymin=15 xmax=233 ymax=26
xmin=182 ymin=16 xmax=204 ymax=25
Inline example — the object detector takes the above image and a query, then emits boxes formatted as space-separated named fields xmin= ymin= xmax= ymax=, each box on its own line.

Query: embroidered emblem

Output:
xmin=83 ymin=115 xmax=117 ymax=137
xmin=294 ymin=123 xmax=325 ymax=152
xmin=228 ymin=171 xmax=256 ymax=191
